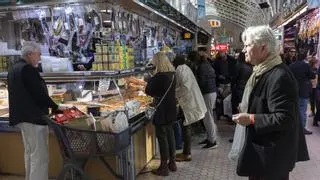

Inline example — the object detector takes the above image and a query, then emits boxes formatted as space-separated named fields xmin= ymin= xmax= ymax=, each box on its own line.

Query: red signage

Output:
xmin=211 ymin=44 xmax=229 ymax=52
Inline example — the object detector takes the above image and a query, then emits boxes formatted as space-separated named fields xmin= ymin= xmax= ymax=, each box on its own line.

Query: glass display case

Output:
xmin=0 ymin=66 xmax=156 ymax=180
xmin=0 ymin=66 xmax=154 ymax=125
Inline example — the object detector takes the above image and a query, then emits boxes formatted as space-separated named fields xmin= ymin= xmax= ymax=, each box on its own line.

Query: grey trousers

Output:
xmin=17 ymin=122 xmax=49 ymax=180
xmin=203 ymin=92 xmax=217 ymax=143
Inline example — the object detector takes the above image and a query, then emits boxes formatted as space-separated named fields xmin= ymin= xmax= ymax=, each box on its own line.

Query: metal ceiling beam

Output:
xmin=205 ymin=2 xmax=246 ymax=27
xmin=214 ymin=0 xmax=266 ymax=26
xmin=220 ymin=0 xmax=265 ymax=22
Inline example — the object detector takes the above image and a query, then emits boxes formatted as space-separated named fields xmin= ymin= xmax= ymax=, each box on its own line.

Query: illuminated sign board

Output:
xmin=182 ymin=32 xmax=193 ymax=39
xmin=208 ymin=19 xmax=221 ymax=28
xmin=211 ymin=43 xmax=229 ymax=52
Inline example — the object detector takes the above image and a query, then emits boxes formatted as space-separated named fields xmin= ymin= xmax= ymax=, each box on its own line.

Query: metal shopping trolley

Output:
xmin=44 ymin=116 xmax=131 ymax=180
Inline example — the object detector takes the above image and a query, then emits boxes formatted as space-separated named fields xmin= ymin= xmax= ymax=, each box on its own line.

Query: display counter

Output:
xmin=0 ymin=67 xmax=156 ymax=179
xmin=0 ymin=113 xmax=156 ymax=179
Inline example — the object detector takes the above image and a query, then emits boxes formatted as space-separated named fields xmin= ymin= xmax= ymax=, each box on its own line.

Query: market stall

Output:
xmin=283 ymin=7 xmax=319 ymax=55
xmin=0 ymin=1 xmax=165 ymax=180
xmin=0 ymin=67 xmax=157 ymax=180
xmin=0 ymin=0 xmax=201 ymax=179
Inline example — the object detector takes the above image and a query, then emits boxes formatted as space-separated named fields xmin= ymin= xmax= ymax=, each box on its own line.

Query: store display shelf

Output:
xmin=0 ymin=0 xmax=106 ymax=10
xmin=0 ymin=112 xmax=149 ymax=134
xmin=0 ymin=66 xmax=155 ymax=82
xmin=284 ymin=39 xmax=295 ymax=42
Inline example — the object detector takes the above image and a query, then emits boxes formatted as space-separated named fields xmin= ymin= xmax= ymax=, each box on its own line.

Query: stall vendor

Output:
xmin=72 ymin=55 xmax=94 ymax=71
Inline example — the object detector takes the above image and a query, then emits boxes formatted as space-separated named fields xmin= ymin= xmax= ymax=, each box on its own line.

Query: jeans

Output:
xmin=17 ymin=122 xmax=49 ymax=180
xmin=178 ymin=108 xmax=191 ymax=155
xmin=310 ymin=88 xmax=317 ymax=115
xmin=203 ymin=92 xmax=217 ymax=143
xmin=173 ymin=121 xmax=183 ymax=149
xmin=314 ymin=89 xmax=320 ymax=122
xmin=155 ymin=124 xmax=176 ymax=161
xmin=299 ymin=98 xmax=309 ymax=128
xmin=181 ymin=121 xmax=191 ymax=155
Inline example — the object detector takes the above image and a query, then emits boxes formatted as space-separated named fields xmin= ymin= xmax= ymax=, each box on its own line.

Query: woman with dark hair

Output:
xmin=187 ymin=51 xmax=218 ymax=149
xmin=186 ymin=51 xmax=201 ymax=73
xmin=173 ymin=55 xmax=207 ymax=161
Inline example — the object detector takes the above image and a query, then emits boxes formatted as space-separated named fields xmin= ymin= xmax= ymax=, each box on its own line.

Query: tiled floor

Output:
xmin=137 ymin=117 xmax=320 ymax=180
xmin=1 ymin=117 xmax=320 ymax=180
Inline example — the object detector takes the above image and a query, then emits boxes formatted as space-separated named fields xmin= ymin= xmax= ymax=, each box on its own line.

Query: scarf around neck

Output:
xmin=239 ymin=54 xmax=283 ymax=113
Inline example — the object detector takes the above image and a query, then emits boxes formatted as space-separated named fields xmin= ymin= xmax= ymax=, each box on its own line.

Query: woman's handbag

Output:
xmin=145 ymin=75 xmax=175 ymax=120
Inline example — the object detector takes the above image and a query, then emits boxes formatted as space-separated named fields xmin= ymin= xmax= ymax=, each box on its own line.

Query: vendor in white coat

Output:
xmin=173 ymin=55 xmax=207 ymax=161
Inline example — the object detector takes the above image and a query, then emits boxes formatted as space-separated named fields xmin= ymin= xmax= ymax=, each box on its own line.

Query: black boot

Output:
xmin=152 ymin=160 xmax=169 ymax=176
xmin=168 ymin=158 xmax=177 ymax=172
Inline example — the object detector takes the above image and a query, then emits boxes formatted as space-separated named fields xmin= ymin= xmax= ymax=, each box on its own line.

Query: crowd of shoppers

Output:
xmin=143 ymin=25 xmax=313 ymax=179
xmin=9 ymin=25 xmax=315 ymax=180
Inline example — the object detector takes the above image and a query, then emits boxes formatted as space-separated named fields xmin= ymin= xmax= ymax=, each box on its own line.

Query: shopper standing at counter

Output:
xmin=8 ymin=41 xmax=67 ymax=180
xmin=145 ymin=52 xmax=177 ymax=176
xmin=173 ymin=55 xmax=207 ymax=161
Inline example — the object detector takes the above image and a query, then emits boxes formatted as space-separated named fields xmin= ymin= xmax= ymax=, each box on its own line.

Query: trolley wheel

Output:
xmin=57 ymin=163 xmax=92 ymax=180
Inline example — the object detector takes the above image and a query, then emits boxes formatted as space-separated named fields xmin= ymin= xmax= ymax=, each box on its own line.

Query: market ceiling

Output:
xmin=205 ymin=0 xmax=304 ymax=28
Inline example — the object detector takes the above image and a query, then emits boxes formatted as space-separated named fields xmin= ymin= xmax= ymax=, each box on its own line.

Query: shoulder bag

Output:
xmin=145 ymin=74 xmax=175 ymax=120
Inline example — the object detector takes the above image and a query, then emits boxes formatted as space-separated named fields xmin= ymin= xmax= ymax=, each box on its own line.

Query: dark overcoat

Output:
xmin=145 ymin=72 xmax=177 ymax=126
xmin=237 ymin=63 xmax=309 ymax=179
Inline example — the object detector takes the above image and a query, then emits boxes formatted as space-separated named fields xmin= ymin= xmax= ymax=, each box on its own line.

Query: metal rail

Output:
xmin=0 ymin=66 xmax=154 ymax=83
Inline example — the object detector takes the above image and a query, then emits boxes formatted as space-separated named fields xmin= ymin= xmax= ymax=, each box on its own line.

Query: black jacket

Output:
xmin=8 ymin=60 xmax=58 ymax=126
xmin=231 ymin=61 xmax=252 ymax=113
xmin=237 ymin=64 xmax=309 ymax=178
xmin=196 ymin=60 xmax=217 ymax=94
xmin=145 ymin=72 xmax=176 ymax=126
xmin=289 ymin=60 xmax=315 ymax=98
xmin=213 ymin=56 xmax=232 ymax=85
xmin=235 ymin=62 xmax=253 ymax=99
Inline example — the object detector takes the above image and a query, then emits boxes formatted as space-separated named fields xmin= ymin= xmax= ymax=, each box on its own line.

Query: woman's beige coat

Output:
xmin=175 ymin=64 xmax=207 ymax=126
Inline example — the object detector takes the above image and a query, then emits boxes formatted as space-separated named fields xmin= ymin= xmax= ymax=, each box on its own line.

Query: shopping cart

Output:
xmin=44 ymin=116 xmax=131 ymax=180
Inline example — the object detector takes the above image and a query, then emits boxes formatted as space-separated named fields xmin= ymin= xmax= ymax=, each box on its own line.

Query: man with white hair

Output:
xmin=8 ymin=41 xmax=67 ymax=180
xmin=232 ymin=26 xmax=309 ymax=180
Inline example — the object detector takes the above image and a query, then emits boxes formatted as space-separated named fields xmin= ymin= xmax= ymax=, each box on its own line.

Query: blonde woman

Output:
xmin=145 ymin=52 xmax=177 ymax=176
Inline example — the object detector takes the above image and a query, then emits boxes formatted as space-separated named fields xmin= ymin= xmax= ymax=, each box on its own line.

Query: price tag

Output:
xmin=83 ymin=71 xmax=91 ymax=76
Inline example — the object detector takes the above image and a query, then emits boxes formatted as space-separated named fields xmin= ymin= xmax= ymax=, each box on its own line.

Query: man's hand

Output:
xmin=232 ymin=113 xmax=251 ymax=126
xmin=77 ymin=64 xmax=86 ymax=71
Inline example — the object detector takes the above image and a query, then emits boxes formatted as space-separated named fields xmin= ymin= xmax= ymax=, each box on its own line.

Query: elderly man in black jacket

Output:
xmin=8 ymin=41 xmax=67 ymax=180
xmin=289 ymin=51 xmax=316 ymax=134
xmin=233 ymin=26 xmax=309 ymax=180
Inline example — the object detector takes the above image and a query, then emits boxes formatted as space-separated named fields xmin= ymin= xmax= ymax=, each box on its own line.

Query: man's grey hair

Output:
xmin=21 ymin=41 xmax=40 ymax=58
xmin=241 ymin=25 xmax=277 ymax=54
